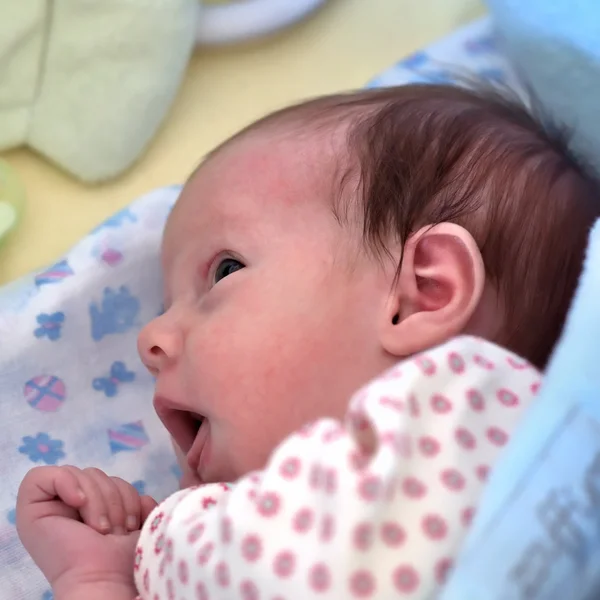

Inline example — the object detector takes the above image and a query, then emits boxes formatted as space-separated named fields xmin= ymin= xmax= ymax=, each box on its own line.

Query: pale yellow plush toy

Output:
xmin=0 ymin=0 xmax=327 ymax=183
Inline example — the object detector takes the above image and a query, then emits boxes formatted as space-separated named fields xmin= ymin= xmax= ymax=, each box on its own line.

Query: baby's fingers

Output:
xmin=18 ymin=466 xmax=86 ymax=509
xmin=111 ymin=476 xmax=143 ymax=532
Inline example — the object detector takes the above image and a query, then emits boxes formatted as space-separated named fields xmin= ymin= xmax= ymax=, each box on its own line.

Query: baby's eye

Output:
xmin=214 ymin=258 xmax=245 ymax=284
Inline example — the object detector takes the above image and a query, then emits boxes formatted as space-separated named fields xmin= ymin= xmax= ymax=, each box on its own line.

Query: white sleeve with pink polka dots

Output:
xmin=134 ymin=336 xmax=541 ymax=600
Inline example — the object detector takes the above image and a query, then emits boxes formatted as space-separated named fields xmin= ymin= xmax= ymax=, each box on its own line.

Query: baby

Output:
xmin=16 ymin=83 xmax=600 ymax=600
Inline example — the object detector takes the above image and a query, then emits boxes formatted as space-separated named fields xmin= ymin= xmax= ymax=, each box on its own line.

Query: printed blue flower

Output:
xmin=6 ymin=508 xmax=16 ymax=525
xmin=34 ymin=311 xmax=65 ymax=341
xmin=19 ymin=432 xmax=65 ymax=465
xmin=131 ymin=480 xmax=146 ymax=495
xmin=42 ymin=591 xmax=54 ymax=600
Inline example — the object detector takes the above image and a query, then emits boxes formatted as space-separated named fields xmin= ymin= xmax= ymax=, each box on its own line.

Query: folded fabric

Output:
xmin=0 ymin=1 xmax=196 ymax=182
xmin=485 ymin=0 xmax=600 ymax=173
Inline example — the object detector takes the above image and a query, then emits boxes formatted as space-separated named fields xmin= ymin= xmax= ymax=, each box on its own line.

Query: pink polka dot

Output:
xmin=379 ymin=396 xmax=404 ymax=411
xmin=134 ymin=547 xmax=143 ymax=572
xmin=430 ymin=394 xmax=452 ymax=414
xmin=322 ymin=426 xmax=344 ymax=443
xmin=358 ymin=475 xmax=383 ymax=501
xmin=474 ymin=354 xmax=495 ymax=370
xmin=383 ymin=365 xmax=403 ymax=379
xmin=415 ymin=355 xmax=436 ymax=376
xmin=350 ymin=569 xmax=376 ymax=597
xmin=309 ymin=563 xmax=331 ymax=592
xmin=349 ymin=449 xmax=369 ymax=471
xmin=178 ymin=560 xmax=189 ymax=584
xmin=440 ymin=469 xmax=466 ymax=491
xmin=418 ymin=436 xmax=440 ymax=457
xmin=381 ymin=431 xmax=412 ymax=458
xmin=166 ymin=578 xmax=175 ymax=600
xmin=195 ymin=581 xmax=209 ymax=600
xmin=448 ymin=352 xmax=466 ymax=374
xmin=241 ymin=534 xmax=263 ymax=562
xmin=324 ymin=468 xmax=337 ymax=494
xmin=353 ymin=522 xmax=374 ymax=551
xmin=196 ymin=542 xmax=214 ymax=566
xmin=476 ymin=465 xmax=490 ymax=482
xmin=279 ymin=457 xmax=301 ymax=480
xmin=497 ymin=388 xmax=519 ymax=407
xmin=531 ymin=381 xmax=541 ymax=394
xmin=461 ymin=506 xmax=476 ymax=527
xmin=201 ymin=496 xmax=217 ymax=510
xmin=455 ymin=427 xmax=476 ymax=450
xmin=435 ymin=558 xmax=454 ymax=584
xmin=422 ymin=514 xmax=448 ymax=540
xmin=381 ymin=521 xmax=406 ymax=547
xmin=310 ymin=464 xmax=323 ymax=490
xmin=257 ymin=491 xmax=281 ymax=518
xmin=143 ymin=569 xmax=150 ymax=592
xmin=408 ymin=394 xmax=420 ymax=418
xmin=187 ymin=523 xmax=205 ymax=544
xmin=393 ymin=565 xmax=420 ymax=593
xmin=240 ymin=579 xmax=259 ymax=600
xmin=507 ymin=356 xmax=529 ymax=370
xmin=215 ymin=560 xmax=230 ymax=587
xmin=164 ymin=538 xmax=174 ymax=563
xmin=402 ymin=476 xmax=427 ymax=499
xmin=467 ymin=388 xmax=485 ymax=412
xmin=249 ymin=472 xmax=261 ymax=485
xmin=320 ymin=514 xmax=335 ymax=542
xmin=273 ymin=550 xmax=296 ymax=578
xmin=149 ymin=511 xmax=164 ymax=533
xmin=487 ymin=426 xmax=508 ymax=446
xmin=352 ymin=412 xmax=372 ymax=433
xmin=221 ymin=516 xmax=232 ymax=544
xmin=293 ymin=508 xmax=314 ymax=533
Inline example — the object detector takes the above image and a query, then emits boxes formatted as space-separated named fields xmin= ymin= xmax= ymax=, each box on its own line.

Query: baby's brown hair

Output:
xmin=220 ymin=83 xmax=600 ymax=369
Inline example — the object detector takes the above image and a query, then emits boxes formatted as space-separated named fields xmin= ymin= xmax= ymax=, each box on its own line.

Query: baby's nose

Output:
xmin=137 ymin=315 xmax=183 ymax=376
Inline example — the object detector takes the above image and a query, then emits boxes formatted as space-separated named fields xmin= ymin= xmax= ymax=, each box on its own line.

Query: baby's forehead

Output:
xmin=162 ymin=125 xmax=353 ymax=258
xmin=177 ymin=126 xmax=347 ymax=223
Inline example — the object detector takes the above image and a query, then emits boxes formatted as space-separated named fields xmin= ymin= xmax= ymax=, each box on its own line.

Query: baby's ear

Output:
xmin=380 ymin=223 xmax=485 ymax=357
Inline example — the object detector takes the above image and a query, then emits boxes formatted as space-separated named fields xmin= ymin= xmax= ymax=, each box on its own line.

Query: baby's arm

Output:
xmin=135 ymin=336 xmax=541 ymax=599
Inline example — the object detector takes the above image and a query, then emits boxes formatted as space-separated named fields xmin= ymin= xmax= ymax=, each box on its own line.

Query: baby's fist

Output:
xmin=18 ymin=465 xmax=156 ymax=535
xmin=17 ymin=466 xmax=157 ymax=592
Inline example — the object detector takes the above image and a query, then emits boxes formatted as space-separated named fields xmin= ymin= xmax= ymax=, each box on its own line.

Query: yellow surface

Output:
xmin=0 ymin=0 xmax=484 ymax=285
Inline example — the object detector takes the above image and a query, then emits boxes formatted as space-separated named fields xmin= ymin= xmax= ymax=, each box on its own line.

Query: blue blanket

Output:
xmin=486 ymin=0 xmax=600 ymax=173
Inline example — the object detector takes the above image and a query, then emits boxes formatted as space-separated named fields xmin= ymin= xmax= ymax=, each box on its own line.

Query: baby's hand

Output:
xmin=17 ymin=466 xmax=157 ymax=596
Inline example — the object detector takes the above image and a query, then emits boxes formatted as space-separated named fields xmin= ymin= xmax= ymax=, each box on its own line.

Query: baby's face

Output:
xmin=138 ymin=131 xmax=397 ymax=483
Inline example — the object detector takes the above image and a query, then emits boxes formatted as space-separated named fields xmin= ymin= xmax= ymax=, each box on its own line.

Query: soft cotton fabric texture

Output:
xmin=485 ymin=0 xmax=600 ymax=175
xmin=0 ymin=1 xmax=196 ymax=182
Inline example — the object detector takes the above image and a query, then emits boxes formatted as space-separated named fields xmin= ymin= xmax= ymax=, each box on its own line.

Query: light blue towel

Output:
xmin=486 ymin=0 xmax=600 ymax=173
xmin=440 ymin=219 xmax=600 ymax=600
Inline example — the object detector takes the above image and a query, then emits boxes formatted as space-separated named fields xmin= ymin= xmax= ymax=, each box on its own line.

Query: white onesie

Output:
xmin=134 ymin=336 xmax=541 ymax=599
